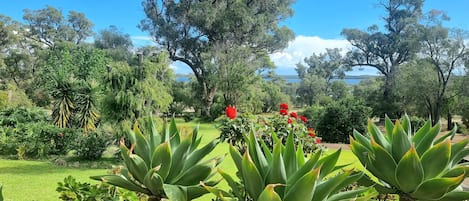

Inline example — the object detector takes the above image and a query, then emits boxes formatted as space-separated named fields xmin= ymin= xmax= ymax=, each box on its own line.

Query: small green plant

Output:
xmin=91 ymin=117 xmax=222 ymax=201
xmin=57 ymin=175 xmax=138 ymax=201
xmin=74 ymin=129 xmax=113 ymax=160
xmin=351 ymin=115 xmax=469 ymax=201
xmin=205 ymin=130 xmax=375 ymax=201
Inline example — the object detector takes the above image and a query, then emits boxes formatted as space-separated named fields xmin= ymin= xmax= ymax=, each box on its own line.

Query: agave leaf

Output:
xmin=182 ymin=139 xmax=218 ymax=172
xmin=229 ymin=145 xmax=243 ymax=175
xmin=283 ymin=133 xmax=298 ymax=177
xmin=370 ymin=139 xmax=398 ymax=187
xmin=391 ymin=123 xmax=412 ymax=161
xmin=128 ymin=154 xmax=149 ymax=184
xmin=437 ymin=190 xmax=469 ymax=201
xmin=189 ymin=126 xmax=200 ymax=152
xmin=91 ymin=175 xmax=150 ymax=194
xmin=400 ymin=114 xmax=412 ymax=135
xmin=217 ymin=168 xmax=244 ymax=199
xmin=173 ymin=160 xmax=215 ymax=186
xmin=395 ymin=145 xmax=423 ymax=193
xmin=186 ymin=185 xmax=210 ymax=200
xmin=434 ymin=124 xmax=457 ymax=144
xmin=352 ymin=130 xmax=372 ymax=153
xmin=368 ymin=119 xmax=391 ymax=151
xmin=151 ymin=142 xmax=172 ymax=180
xmin=285 ymin=150 xmax=321 ymax=193
xmin=260 ymin=139 xmax=273 ymax=163
xmin=450 ymin=138 xmax=469 ymax=166
xmin=241 ymin=149 xmax=264 ymax=199
xmin=411 ymin=174 xmax=465 ymax=200
xmin=201 ymin=182 xmax=234 ymax=199
xmin=331 ymin=170 xmax=364 ymax=194
xmin=296 ymin=143 xmax=305 ymax=167
xmin=143 ymin=170 xmax=164 ymax=195
xmin=257 ymin=184 xmax=283 ymax=201
xmin=327 ymin=187 xmax=377 ymax=201
xmin=312 ymin=170 xmax=353 ymax=201
xmin=420 ymin=139 xmax=451 ymax=179
xmin=452 ymin=148 xmax=469 ymax=168
xmin=415 ymin=122 xmax=440 ymax=156
xmin=268 ymin=143 xmax=286 ymax=184
xmin=350 ymin=138 xmax=371 ymax=168
xmin=384 ymin=115 xmax=394 ymax=142
xmin=164 ymin=184 xmax=187 ymax=201
xmin=283 ymin=168 xmax=320 ymax=201
xmin=248 ymin=130 xmax=269 ymax=179
xmin=411 ymin=120 xmax=431 ymax=144
xmin=316 ymin=149 xmax=341 ymax=180
xmin=146 ymin=115 xmax=160 ymax=151
xmin=169 ymin=119 xmax=180 ymax=146
xmin=166 ymin=136 xmax=192 ymax=182
xmin=356 ymin=174 xmax=396 ymax=194
xmin=443 ymin=166 xmax=466 ymax=177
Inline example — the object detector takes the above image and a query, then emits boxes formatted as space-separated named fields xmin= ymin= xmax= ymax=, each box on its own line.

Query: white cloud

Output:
xmin=269 ymin=35 xmax=351 ymax=69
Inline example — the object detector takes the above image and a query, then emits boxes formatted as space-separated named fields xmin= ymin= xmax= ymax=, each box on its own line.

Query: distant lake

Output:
xmin=176 ymin=75 xmax=378 ymax=85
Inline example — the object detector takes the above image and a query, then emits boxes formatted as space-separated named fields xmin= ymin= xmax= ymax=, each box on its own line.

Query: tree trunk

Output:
xmin=200 ymin=80 xmax=217 ymax=120
xmin=382 ymin=68 xmax=398 ymax=119
xmin=432 ymin=99 xmax=442 ymax=126
xmin=447 ymin=112 xmax=453 ymax=130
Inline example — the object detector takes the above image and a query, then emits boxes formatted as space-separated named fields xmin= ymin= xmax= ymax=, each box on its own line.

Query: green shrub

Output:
xmin=409 ymin=116 xmax=426 ymax=133
xmin=74 ymin=129 xmax=113 ymax=160
xmin=315 ymin=98 xmax=371 ymax=143
xmin=300 ymin=105 xmax=325 ymax=128
xmin=57 ymin=175 xmax=138 ymax=201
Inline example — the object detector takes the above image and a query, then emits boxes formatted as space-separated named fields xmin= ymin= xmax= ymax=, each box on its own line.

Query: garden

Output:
xmin=1 ymin=0 xmax=469 ymax=200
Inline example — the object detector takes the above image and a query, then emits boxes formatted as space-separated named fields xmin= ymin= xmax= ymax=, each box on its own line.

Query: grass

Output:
xmin=0 ymin=119 xmax=361 ymax=201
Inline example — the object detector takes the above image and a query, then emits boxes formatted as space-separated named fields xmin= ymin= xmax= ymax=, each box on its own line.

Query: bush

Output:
xmin=57 ymin=175 xmax=138 ymax=201
xmin=409 ymin=116 xmax=426 ymax=133
xmin=315 ymin=98 xmax=371 ymax=143
xmin=300 ymin=105 xmax=325 ymax=128
xmin=219 ymin=103 xmax=322 ymax=154
xmin=0 ymin=107 xmax=79 ymax=158
xmin=74 ymin=129 xmax=113 ymax=160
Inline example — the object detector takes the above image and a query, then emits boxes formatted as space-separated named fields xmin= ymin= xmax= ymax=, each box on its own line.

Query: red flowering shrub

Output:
xmin=300 ymin=115 xmax=308 ymax=123
xmin=219 ymin=104 xmax=322 ymax=154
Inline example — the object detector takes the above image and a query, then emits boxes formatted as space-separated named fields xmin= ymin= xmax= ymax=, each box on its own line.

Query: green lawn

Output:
xmin=0 ymin=119 xmax=361 ymax=201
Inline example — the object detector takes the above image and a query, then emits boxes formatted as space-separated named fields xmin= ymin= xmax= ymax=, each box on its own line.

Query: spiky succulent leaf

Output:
xmin=395 ymin=145 xmax=423 ymax=193
xmin=420 ymin=139 xmax=451 ymax=179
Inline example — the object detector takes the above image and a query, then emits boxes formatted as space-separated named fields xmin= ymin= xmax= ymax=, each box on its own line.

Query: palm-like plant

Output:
xmin=51 ymin=71 xmax=75 ymax=128
xmin=75 ymin=80 xmax=99 ymax=132
xmin=204 ymin=130 xmax=374 ymax=201
xmin=91 ymin=117 xmax=222 ymax=201
xmin=351 ymin=115 xmax=469 ymax=201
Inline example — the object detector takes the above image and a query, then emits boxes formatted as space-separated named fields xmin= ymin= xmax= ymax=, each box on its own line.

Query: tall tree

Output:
xmin=94 ymin=25 xmax=133 ymax=62
xmin=139 ymin=0 xmax=295 ymax=118
xmin=341 ymin=0 xmax=423 ymax=117
xmin=420 ymin=25 xmax=468 ymax=125
xmin=23 ymin=6 xmax=94 ymax=48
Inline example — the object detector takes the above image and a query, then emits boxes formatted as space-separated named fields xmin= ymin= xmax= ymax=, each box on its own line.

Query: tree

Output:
xmin=420 ymin=25 xmax=468 ymax=125
xmin=23 ymin=6 xmax=94 ymax=47
xmin=140 ymin=0 xmax=295 ymax=118
xmin=94 ymin=25 xmax=133 ymax=62
xmin=341 ymin=0 xmax=423 ymax=118
xmin=296 ymin=74 xmax=327 ymax=106
xmin=101 ymin=52 xmax=173 ymax=123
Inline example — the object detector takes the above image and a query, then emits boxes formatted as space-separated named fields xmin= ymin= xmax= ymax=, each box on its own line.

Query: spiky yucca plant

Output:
xmin=92 ymin=117 xmax=222 ymax=201
xmin=204 ymin=130 xmax=375 ymax=201
xmin=351 ymin=115 xmax=469 ymax=201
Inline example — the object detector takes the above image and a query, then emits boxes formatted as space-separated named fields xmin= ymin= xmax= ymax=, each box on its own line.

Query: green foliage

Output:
xmin=57 ymin=175 xmax=138 ymax=201
xmin=315 ymin=98 xmax=371 ymax=143
xmin=300 ymin=105 xmax=325 ymax=128
xmin=351 ymin=115 xmax=469 ymax=201
xmin=206 ymin=131 xmax=374 ymax=201
xmin=218 ymin=110 xmax=322 ymax=155
xmin=0 ymin=107 xmax=78 ymax=158
xmin=74 ymin=129 xmax=113 ymax=160
xmin=91 ymin=117 xmax=221 ymax=200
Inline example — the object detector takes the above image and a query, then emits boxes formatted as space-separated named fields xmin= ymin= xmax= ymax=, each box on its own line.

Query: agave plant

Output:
xmin=91 ymin=117 xmax=222 ymax=201
xmin=351 ymin=115 xmax=469 ymax=201
xmin=204 ymin=130 xmax=375 ymax=201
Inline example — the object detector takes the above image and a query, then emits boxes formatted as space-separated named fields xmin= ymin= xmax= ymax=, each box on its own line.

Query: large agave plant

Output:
xmin=351 ymin=115 xmax=469 ymax=201
xmin=91 ymin=117 xmax=222 ymax=201
xmin=204 ymin=130 xmax=375 ymax=201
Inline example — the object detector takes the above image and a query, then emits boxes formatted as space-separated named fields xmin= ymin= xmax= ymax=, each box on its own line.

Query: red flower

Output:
xmin=225 ymin=106 xmax=236 ymax=119
xmin=300 ymin=116 xmax=308 ymax=123
xmin=289 ymin=112 xmax=298 ymax=119
xmin=279 ymin=103 xmax=289 ymax=110
xmin=287 ymin=118 xmax=293 ymax=124
xmin=279 ymin=109 xmax=288 ymax=116
xmin=308 ymin=128 xmax=315 ymax=137
xmin=316 ymin=138 xmax=321 ymax=144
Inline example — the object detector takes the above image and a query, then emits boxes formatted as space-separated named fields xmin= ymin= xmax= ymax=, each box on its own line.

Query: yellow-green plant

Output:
xmin=91 ymin=118 xmax=222 ymax=201
xmin=204 ymin=130 xmax=375 ymax=201
xmin=351 ymin=115 xmax=469 ymax=201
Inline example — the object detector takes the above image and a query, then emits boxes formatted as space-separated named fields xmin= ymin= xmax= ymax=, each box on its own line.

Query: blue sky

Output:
xmin=1 ymin=0 xmax=468 ymax=75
